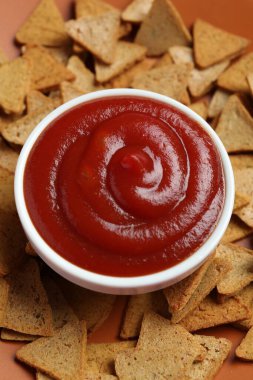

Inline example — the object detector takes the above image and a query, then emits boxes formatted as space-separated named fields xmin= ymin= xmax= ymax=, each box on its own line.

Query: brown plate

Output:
xmin=0 ymin=1 xmax=253 ymax=379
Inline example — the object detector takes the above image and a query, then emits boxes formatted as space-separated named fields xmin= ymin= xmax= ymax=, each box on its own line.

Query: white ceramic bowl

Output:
xmin=15 ymin=89 xmax=234 ymax=295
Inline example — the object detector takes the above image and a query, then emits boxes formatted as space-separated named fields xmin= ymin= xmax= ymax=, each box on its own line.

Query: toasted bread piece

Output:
xmin=221 ymin=216 xmax=253 ymax=243
xmin=188 ymin=335 xmax=231 ymax=380
xmin=66 ymin=11 xmax=120 ymax=64
xmin=208 ymin=89 xmax=230 ymax=118
xmin=16 ymin=320 xmax=86 ymax=380
xmin=236 ymin=326 xmax=253 ymax=360
xmin=16 ymin=0 xmax=69 ymax=47
xmin=95 ymin=41 xmax=147 ymax=83
xmin=23 ymin=46 xmax=74 ymax=91
xmin=2 ymin=259 xmax=54 ymax=336
xmin=180 ymin=294 xmax=250 ymax=331
xmin=216 ymin=243 xmax=253 ymax=295
xmin=135 ymin=0 xmax=191 ymax=56
xmin=0 ymin=57 xmax=30 ymax=114
xmin=122 ymin=0 xmax=153 ymax=23
xmin=218 ymin=52 xmax=253 ymax=93
xmin=194 ymin=19 xmax=250 ymax=68
xmin=215 ymin=95 xmax=253 ymax=153
xmin=132 ymin=63 xmax=191 ymax=101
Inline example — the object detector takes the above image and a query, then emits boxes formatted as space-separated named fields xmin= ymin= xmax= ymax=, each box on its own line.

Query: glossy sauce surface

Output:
xmin=24 ymin=96 xmax=225 ymax=276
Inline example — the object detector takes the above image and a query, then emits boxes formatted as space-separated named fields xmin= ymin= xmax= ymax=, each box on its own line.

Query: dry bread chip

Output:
xmin=235 ymin=326 xmax=253 ymax=360
xmin=194 ymin=19 xmax=250 ymax=68
xmin=221 ymin=215 xmax=253 ymax=243
xmin=110 ymin=59 xmax=155 ymax=88
xmin=67 ymin=56 xmax=98 ymax=93
xmin=208 ymin=89 xmax=230 ymax=118
xmin=188 ymin=335 xmax=231 ymax=380
xmin=43 ymin=276 xmax=78 ymax=331
xmin=180 ymin=294 xmax=250 ymax=331
xmin=2 ymin=259 xmax=54 ymax=336
xmin=137 ymin=312 xmax=206 ymax=361
xmin=75 ymin=0 xmax=119 ymax=18
xmin=0 ymin=47 xmax=8 ymax=65
xmin=215 ymin=95 xmax=253 ymax=153
xmin=23 ymin=46 xmax=74 ymax=91
xmin=66 ymin=11 xmax=120 ymax=64
xmin=0 ymin=211 xmax=26 ymax=276
xmin=135 ymin=0 xmax=191 ymax=56
xmin=235 ymin=198 xmax=253 ymax=228
xmin=132 ymin=63 xmax=191 ymax=102
xmin=87 ymin=341 xmax=136 ymax=374
xmin=95 ymin=41 xmax=147 ymax=83
xmin=188 ymin=60 xmax=230 ymax=98
xmin=16 ymin=320 xmax=86 ymax=380
xmin=26 ymin=90 xmax=56 ymax=114
xmin=170 ymin=257 xmax=229 ymax=323
xmin=16 ymin=0 xmax=69 ymax=47
xmin=122 ymin=0 xmax=153 ymax=23
xmin=1 ymin=101 xmax=58 ymax=146
xmin=247 ymin=73 xmax=253 ymax=96
xmin=233 ymin=166 xmax=253 ymax=197
xmin=216 ymin=243 xmax=253 ymax=295
xmin=189 ymin=101 xmax=208 ymax=119
xmin=230 ymin=153 xmax=253 ymax=169
xmin=60 ymin=81 xmax=85 ymax=103
xmin=169 ymin=46 xmax=194 ymax=65
xmin=0 ymin=57 xmax=30 ymax=114
xmin=234 ymin=191 xmax=251 ymax=211
xmin=0 ymin=167 xmax=16 ymax=213
xmin=120 ymin=291 xmax=169 ymax=339
xmin=234 ymin=284 xmax=253 ymax=330
xmin=1 ymin=329 xmax=38 ymax=342
xmin=163 ymin=258 xmax=212 ymax=314
xmin=115 ymin=347 xmax=192 ymax=380
xmin=55 ymin=276 xmax=116 ymax=334
xmin=83 ymin=375 xmax=117 ymax=380
xmin=218 ymin=52 xmax=253 ymax=93
xmin=0 ymin=277 xmax=9 ymax=324
xmin=45 ymin=45 xmax=72 ymax=65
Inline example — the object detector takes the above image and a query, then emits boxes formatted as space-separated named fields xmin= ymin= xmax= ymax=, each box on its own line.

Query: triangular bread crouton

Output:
xmin=188 ymin=59 xmax=230 ymax=97
xmin=0 ymin=278 xmax=9 ymax=325
xmin=193 ymin=19 xmax=250 ymax=68
xmin=234 ymin=192 xmax=251 ymax=211
xmin=122 ymin=0 xmax=153 ymax=23
xmin=0 ymin=137 xmax=19 ymax=174
xmin=168 ymin=257 xmax=230 ymax=323
xmin=188 ymin=335 xmax=231 ymax=380
xmin=221 ymin=216 xmax=253 ymax=244
xmin=218 ymin=52 xmax=253 ymax=93
xmin=235 ymin=326 xmax=253 ymax=361
xmin=16 ymin=0 xmax=69 ymax=47
xmin=1 ymin=101 xmax=59 ymax=146
xmin=95 ymin=41 xmax=147 ymax=83
xmin=135 ymin=0 xmax=191 ymax=56
xmin=120 ymin=291 xmax=169 ymax=339
xmin=216 ymin=244 xmax=253 ymax=295
xmin=137 ymin=312 xmax=206 ymax=361
xmin=215 ymin=95 xmax=253 ymax=153
xmin=234 ymin=284 xmax=253 ymax=330
xmin=132 ymin=63 xmax=191 ymax=101
xmin=23 ymin=46 xmax=74 ymax=91
xmin=2 ymin=259 xmax=54 ymax=336
xmin=65 ymin=11 xmax=120 ymax=64
xmin=26 ymin=90 xmax=56 ymax=114
xmin=189 ymin=101 xmax=208 ymax=120
xmin=0 ymin=57 xmax=31 ymax=114
xmin=16 ymin=320 xmax=87 ymax=380
xmin=180 ymin=294 xmax=250 ymax=331
xmin=67 ymin=56 xmax=98 ymax=93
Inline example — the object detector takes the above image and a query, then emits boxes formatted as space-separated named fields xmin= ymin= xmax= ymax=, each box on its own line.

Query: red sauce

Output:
xmin=24 ymin=96 xmax=225 ymax=277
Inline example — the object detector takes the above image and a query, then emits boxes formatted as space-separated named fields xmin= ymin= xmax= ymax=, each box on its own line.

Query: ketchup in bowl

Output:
xmin=24 ymin=96 xmax=225 ymax=277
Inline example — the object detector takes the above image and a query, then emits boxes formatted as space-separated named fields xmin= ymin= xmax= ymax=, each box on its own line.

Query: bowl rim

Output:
xmin=15 ymin=88 xmax=234 ymax=294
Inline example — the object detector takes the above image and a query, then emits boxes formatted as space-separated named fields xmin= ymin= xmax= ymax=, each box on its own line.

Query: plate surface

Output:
xmin=0 ymin=0 xmax=253 ymax=379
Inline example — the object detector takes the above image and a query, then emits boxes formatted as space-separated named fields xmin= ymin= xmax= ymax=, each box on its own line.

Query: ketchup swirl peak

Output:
xmin=24 ymin=96 xmax=225 ymax=277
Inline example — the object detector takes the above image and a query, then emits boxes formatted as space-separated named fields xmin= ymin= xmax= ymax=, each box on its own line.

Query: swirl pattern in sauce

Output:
xmin=24 ymin=96 xmax=225 ymax=276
